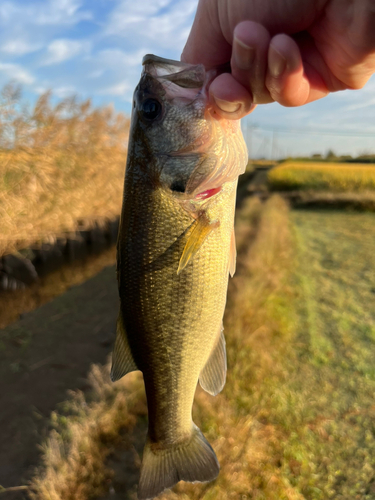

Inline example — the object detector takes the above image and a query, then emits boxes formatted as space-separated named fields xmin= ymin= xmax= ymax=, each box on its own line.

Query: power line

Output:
xmin=247 ymin=124 xmax=375 ymax=138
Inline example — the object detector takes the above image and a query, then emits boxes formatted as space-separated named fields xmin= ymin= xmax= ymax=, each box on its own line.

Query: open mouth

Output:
xmin=195 ymin=186 xmax=222 ymax=200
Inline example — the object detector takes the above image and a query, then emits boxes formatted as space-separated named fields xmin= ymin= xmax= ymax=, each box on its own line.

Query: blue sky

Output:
xmin=0 ymin=0 xmax=374 ymax=158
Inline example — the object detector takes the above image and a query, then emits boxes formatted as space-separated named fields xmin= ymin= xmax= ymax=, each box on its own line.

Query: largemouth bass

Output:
xmin=111 ymin=54 xmax=247 ymax=499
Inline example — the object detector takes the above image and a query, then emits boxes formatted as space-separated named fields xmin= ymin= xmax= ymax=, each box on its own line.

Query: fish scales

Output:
xmin=111 ymin=54 xmax=247 ymax=499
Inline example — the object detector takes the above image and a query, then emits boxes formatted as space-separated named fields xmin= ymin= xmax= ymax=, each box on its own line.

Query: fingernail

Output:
xmin=233 ymin=36 xmax=255 ymax=70
xmin=268 ymin=44 xmax=286 ymax=78
xmin=214 ymin=97 xmax=241 ymax=113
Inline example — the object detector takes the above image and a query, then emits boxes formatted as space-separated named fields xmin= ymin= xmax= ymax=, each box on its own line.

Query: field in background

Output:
xmin=27 ymin=197 xmax=375 ymax=500
xmin=0 ymin=84 xmax=129 ymax=257
xmin=268 ymin=162 xmax=375 ymax=192
xmin=1 ymin=84 xmax=375 ymax=499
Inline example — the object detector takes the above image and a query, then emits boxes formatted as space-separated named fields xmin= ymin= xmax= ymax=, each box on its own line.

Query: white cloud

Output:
xmin=0 ymin=62 xmax=34 ymax=84
xmin=89 ymin=69 xmax=104 ymax=79
xmin=41 ymin=39 xmax=90 ymax=66
xmin=0 ymin=2 xmax=18 ymax=24
xmin=88 ymin=48 xmax=149 ymax=101
xmin=99 ymin=81 xmax=132 ymax=97
xmin=33 ymin=0 xmax=92 ymax=26
xmin=342 ymin=96 xmax=375 ymax=112
xmin=0 ymin=0 xmax=92 ymax=28
xmin=95 ymin=48 xmax=146 ymax=68
xmin=34 ymin=85 xmax=49 ymax=95
xmin=1 ymin=39 xmax=42 ymax=55
xmin=104 ymin=0 xmax=198 ymax=50
xmin=54 ymin=86 xmax=77 ymax=98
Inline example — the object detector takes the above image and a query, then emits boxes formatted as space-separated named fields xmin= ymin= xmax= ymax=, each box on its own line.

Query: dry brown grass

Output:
xmin=0 ymin=83 xmax=129 ymax=257
xmin=29 ymin=366 xmax=147 ymax=500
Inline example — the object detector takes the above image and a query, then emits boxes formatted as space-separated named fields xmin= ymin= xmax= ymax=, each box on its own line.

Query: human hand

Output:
xmin=181 ymin=0 xmax=375 ymax=119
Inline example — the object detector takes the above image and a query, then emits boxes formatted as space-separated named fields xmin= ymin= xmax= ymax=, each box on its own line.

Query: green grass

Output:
xmin=280 ymin=209 xmax=375 ymax=499
xmin=192 ymin=206 xmax=375 ymax=500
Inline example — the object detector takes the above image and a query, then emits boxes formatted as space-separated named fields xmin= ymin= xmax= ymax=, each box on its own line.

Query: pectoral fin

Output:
xmin=229 ymin=227 xmax=236 ymax=277
xmin=177 ymin=214 xmax=220 ymax=275
xmin=199 ymin=325 xmax=227 ymax=396
xmin=110 ymin=312 xmax=138 ymax=382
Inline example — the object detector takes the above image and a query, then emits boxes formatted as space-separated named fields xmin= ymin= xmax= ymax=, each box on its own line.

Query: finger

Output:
xmin=181 ymin=0 xmax=231 ymax=67
xmin=209 ymin=73 xmax=256 ymax=119
xmin=231 ymin=21 xmax=273 ymax=104
xmin=266 ymin=34 xmax=328 ymax=106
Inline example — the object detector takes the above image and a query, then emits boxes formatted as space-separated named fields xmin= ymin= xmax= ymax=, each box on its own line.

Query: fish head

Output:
xmin=130 ymin=54 xmax=248 ymax=204
xmin=132 ymin=55 xmax=210 ymax=159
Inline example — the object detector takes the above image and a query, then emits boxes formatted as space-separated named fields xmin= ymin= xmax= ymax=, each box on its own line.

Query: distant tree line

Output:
xmin=279 ymin=150 xmax=375 ymax=164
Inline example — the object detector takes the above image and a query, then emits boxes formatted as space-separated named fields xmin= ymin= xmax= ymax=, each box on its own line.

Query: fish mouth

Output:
xmin=142 ymin=54 xmax=206 ymax=89
xmin=141 ymin=54 xmax=218 ymax=104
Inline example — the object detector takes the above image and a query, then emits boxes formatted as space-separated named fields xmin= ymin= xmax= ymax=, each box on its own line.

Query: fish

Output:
xmin=110 ymin=54 xmax=248 ymax=499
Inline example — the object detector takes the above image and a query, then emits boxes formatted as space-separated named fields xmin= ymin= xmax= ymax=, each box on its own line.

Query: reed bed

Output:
xmin=0 ymin=84 xmax=129 ymax=257
xmin=268 ymin=161 xmax=375 ymax=192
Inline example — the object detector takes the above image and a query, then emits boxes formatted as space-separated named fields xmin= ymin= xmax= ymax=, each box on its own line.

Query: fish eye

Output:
xmin=140 ymin=98 xmax=162 ymax=121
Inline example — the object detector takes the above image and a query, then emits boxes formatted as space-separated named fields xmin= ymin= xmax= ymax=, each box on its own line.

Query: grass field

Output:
xmin=0 ymin=85 xmax=128 ymax=257
xmin=268 ymin=161 xmax=375 ymax=192
xmin=281 ymin=209 xmax=375 ymax=499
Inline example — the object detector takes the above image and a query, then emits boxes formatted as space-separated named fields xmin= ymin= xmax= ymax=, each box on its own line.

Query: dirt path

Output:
xmin=0 ymin=263 xmax=118 ymax=498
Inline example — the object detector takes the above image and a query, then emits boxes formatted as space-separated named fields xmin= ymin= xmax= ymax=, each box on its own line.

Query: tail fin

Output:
xmin=138 ymin=424 xmax=219 ymax=500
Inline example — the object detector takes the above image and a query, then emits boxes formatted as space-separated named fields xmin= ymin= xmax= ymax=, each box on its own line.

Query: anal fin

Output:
xmin=177 ymin=213 xmax=219 ymax=275
xmin=199 ymin=325 xmax=227 ymax=396
xmin=110 ymin=312 xmax=138 ymax=382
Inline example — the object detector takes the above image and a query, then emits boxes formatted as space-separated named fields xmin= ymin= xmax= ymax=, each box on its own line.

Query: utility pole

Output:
xmin=271 ymin=130 xmax=277 ymax=160
xmin=243 ymin=122 xmax=256 ymax=159
xmin=248 ymin=125 xmax=252 ymax=159
xmin=242 ymin=118 xmax=248 ymax=154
